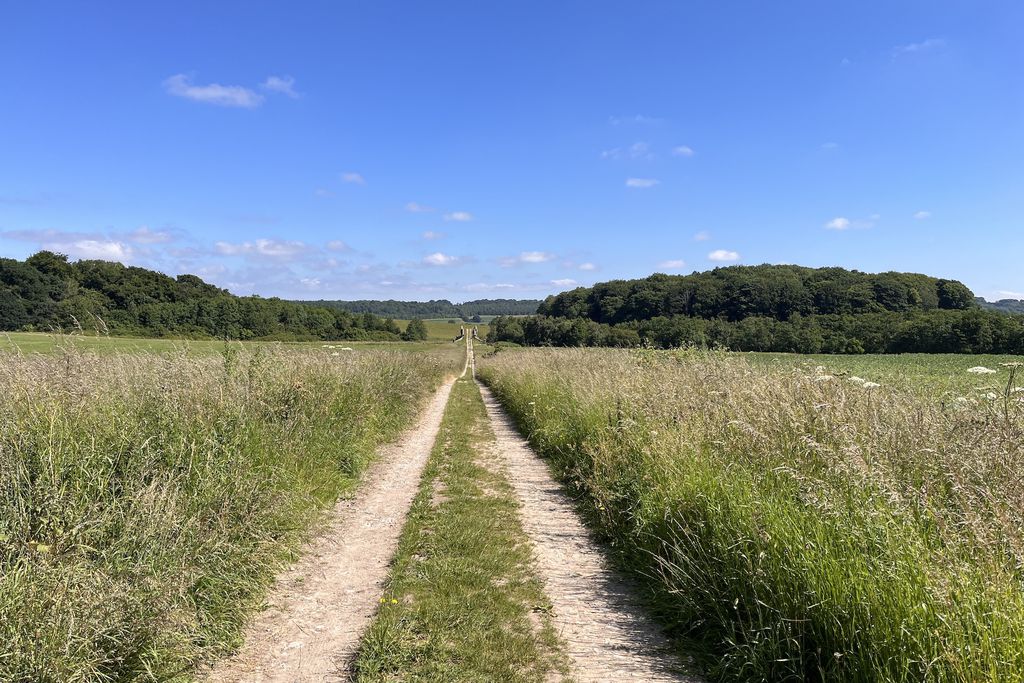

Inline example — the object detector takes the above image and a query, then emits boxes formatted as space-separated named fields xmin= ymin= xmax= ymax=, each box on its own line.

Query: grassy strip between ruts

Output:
xmin=0 ymin=345 xmax=460 ymax=682
xmin=351 ymin=375 xmax=571 ymax=682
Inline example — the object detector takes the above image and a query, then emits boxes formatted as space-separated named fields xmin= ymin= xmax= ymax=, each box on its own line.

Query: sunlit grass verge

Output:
xmin=352 ymin=376 xmax=570 ymax=682
xmin=0 ymin=345 xmax=461 ymax=682
xmin=478 ymin=348 xmax=1024 ymax=682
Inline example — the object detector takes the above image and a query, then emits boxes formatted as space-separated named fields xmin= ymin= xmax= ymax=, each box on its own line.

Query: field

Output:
xmin=478 ymin=347 xmax=1024 ymax=681
xmin=0 ymin=344 xmax=461 ymax=681
xmin=395 ymin=319 xmax=490 ymax=341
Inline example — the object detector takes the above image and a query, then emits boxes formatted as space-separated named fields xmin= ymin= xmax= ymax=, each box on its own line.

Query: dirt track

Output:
xmin=479 ymin=381 xmax=701 ymax=682
xmin=203 ymin=373 xmax=458 ymax=682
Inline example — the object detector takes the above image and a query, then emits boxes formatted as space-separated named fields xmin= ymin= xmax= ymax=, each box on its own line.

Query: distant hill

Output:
xmin=0 ymin=251 xmax=400 ymax=340
xmin=976 ymin=297 xmax=1024 ymax=314
xmin=295 ymin=298 xmax=541 ymax=319
xmin=488 ymin=264 xmax=1024 ymax=354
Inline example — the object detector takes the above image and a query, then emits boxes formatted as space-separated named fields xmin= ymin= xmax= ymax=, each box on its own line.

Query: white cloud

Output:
xmin=693 ymin=230 xmax=711 ymax=241
xmin=825 ymin=217 xmax=851 ymax=231
xmin=578 ymin=262 xmax=597 ymax=271
xmin=500 ymin=251 xmax=556 ymax=267
xmin=423 ymin=252 xmax=458 ymax=266
xmin=443 ymin=211 xmax=473 ymax=222
xmin=914 ymin=210 xmax=931 ymax=220
xmin=551 ymin=278 xmax=577 ymax=287
xmin=49 ymin=239 xmax=134 ymax=262
xmin=995 ymin=290 xmax=1024 ymax=300
xmin=672 ymin=145 xmax=695 ymax=157
xmin=520 ymin=251 xmax=554 ymax=263
xmin=326 ymin=240 xmax=349 ymax=251
xmin=465 ymin=282 xmax=517 ymax=291
xmin=609 ymin=114 xmax=662 ymax=126
xmin=163 ymin=74 xmax=264 ymax=108
xmin=341 ymin=172 xmax=365 ymax=185
xmin=299 ymin=277 xmax=321 ymax=289
xmin=625 ymin=177 xmax=659 ymax=189
xmin=215 ymin=238 xmax=307 ymax=258
xmin=406 ymin=202 xmax=435 ymax=213
xmin=894 ymin=38 xmax=946 ymax=56
xmin=261 ymin=75 xmax=300 ymax=98
xmin=708 ymin=249 xmax=740 ymax=262
xmin=122 ymin=226 xmax=173 ymax=244
xmin=658 ymin=259 xmax=686 ymax=270
xmin=422 ymin=230 xmax=445 ymax=240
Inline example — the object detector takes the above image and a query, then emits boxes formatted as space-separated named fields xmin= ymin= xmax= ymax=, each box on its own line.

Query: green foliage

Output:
xmin=0 ymin=251 xmax=400 ymax=340
xmin=401 ymin=318 xmax=429 ymax=341
xmin=491 ymin=265 xmax=1024 ymax=354
xmin=296 ymin=298 xmax=542 ymax=319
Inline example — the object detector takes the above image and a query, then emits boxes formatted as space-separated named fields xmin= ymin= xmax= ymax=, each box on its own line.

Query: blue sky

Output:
xmin=2 ymin=1 xmax=1022 ymax=301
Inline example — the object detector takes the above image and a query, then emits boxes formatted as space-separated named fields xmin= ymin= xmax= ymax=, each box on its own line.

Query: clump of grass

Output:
xmin=479 ymin=348 xmax=1024 ymax=682
xmin=352 ymin=377 xmax=569 ymax=681
xmin=0 ymin=345 xmax=460 ymax=681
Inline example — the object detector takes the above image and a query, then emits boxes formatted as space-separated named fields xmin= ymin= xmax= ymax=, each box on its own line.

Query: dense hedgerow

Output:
xmin=0 ymin=344 xmax=460 ymax=681
xmin=479 ymin=348 xmax=1024 ymax=682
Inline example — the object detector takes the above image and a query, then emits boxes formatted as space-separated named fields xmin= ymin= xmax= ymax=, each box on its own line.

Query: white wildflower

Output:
xmin=814 ymin=375 xmax=834 ymax=382
xmin=862 ymin=382 xmax=881 ymax=389
xmin=983 ymin=391 xmax=999 ymax=401
xmin=848 ymin=376 xmax=866 ymax=384
xmin=967 ymin=366 xmax=997 ymax=374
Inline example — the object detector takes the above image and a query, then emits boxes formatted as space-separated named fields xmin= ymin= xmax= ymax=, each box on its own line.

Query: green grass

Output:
xmin=479 ymin=347 xmax=1024 ymax=682
xmin=749 ymin=351 xmax=1024 ymax=394
xmin=396 ymin=319 xmax=490 ymax=342
xmin=352 ymin=375 xmax=570 ymax=682
xmin=0 ymin=345 xmax=462 ymax=682
xmin=0 ymin=331 xmax=449 ymax=355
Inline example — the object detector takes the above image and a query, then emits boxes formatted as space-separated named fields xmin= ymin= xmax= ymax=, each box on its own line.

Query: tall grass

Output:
xmin=0 ymin=344 xmax=459 ymax=682
xmin=478 ymin=348 xmax=1024 ymax=682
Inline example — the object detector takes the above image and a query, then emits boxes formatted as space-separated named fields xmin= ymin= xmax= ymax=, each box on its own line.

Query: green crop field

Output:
xmin=395 ymin=319 xmax=490 ymax=342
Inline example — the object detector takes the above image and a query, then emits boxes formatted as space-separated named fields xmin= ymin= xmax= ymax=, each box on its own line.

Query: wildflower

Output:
xmin=848 ymin=376 xmax=866 ymax=384
xmin=862 ymin=382 xmax=881 ymax=389
xmin=983 ymin=391 xmax=999 ymax=401
xmin=528 ymin=401 xmax=536 ymax=405
xmin=814 ymin=375 xmax=834 ymax=382
xmin=1011 ymin=387 xmax=1024 ymax=394
xmin=966 ymin=366 xmax=997 ymax=374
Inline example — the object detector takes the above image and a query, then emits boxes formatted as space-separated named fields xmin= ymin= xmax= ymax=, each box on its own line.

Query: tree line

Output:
xmin=295 ymin=297 xmax=541 ymax=319
xmin=487 ymin=265 xmax=1024 ymax=354
xmin=0 ymin=251 xmax=405 ymax=341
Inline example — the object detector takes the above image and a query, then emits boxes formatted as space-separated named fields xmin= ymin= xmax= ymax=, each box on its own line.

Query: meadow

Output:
xmin=0 ymin=344 xmax=461 ymax=681
xmin=478 ymin=348 xmax=1024 ymax=682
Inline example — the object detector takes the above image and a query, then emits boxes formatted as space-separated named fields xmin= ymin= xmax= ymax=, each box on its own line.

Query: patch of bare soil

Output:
xmin=478 ymin=384 xmax=702 ymax=682
xmin=203 ymin=377 xmax=457 ymax=683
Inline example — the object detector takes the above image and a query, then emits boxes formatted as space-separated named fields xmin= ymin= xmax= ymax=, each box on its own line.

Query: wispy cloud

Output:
xmin=406 ymin=202 xmax=435 ymax=213
xmin=821 ymin=142 xmax=840 ymax=151
xmin=163 ymin=74 xmax=264 ymax=108
xmin=341 ymin=172 xmax=366 ymax=185
xmin=215 ymin=238 xmax=307 ymax=258
xmin=465 ymin=282 xmax=518 ymax=292
xmin=578 ymin=262 xmax=597 ymax=271
xmin=261 ymin=75 xmax=300 ymax=98
xmin=825 ymin=217 xmax=851 ymax=231
xmin=708 ymin=249 xmax=740 ymax=262
xmin=500 ymin=251 xmax=556 ymax=267
xmin=326 ymin=240 xmax=350 ymax=252
xmin=658 ymin=259 xmax=686 ymax=270
xmin=825 ymin=214 xmax=877 ymax=231
xmin=914 ymin=210 xmax=931 ymax=220
xmin=602 ymin=142 xmax=653 ymax=160
xmin=893 ymin=38 xmax=946 ymax=56
xmin=551 ymin=278 xmax=577 ymax=287
xmin=693 ymin=230 xmax=711 ymax=242
xmin=314 ymin=188 xmax=335 ymax=198
xmin=422 ymin=230 xmax=445 ymax=240
xmin=422 ymin=252 xmax=459 ymax=266
xmin=625 ymin=177 xmax=659 ymax=189
xmin=671 ymin=145 xmax=695 ymax=157
xmin=120 ymin=226 xmax=173 ymax=244
xmin=443 ymin=211 xmax=473 ymax=222
xmin=609 ymin=114 xmax=662 ymax=126
xmin=995 ymin=290 xmax=1024 ymax=300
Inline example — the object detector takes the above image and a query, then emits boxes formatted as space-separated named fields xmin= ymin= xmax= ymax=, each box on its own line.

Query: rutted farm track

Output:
xmin=207 ymin=337 xmax=694 ymax=681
